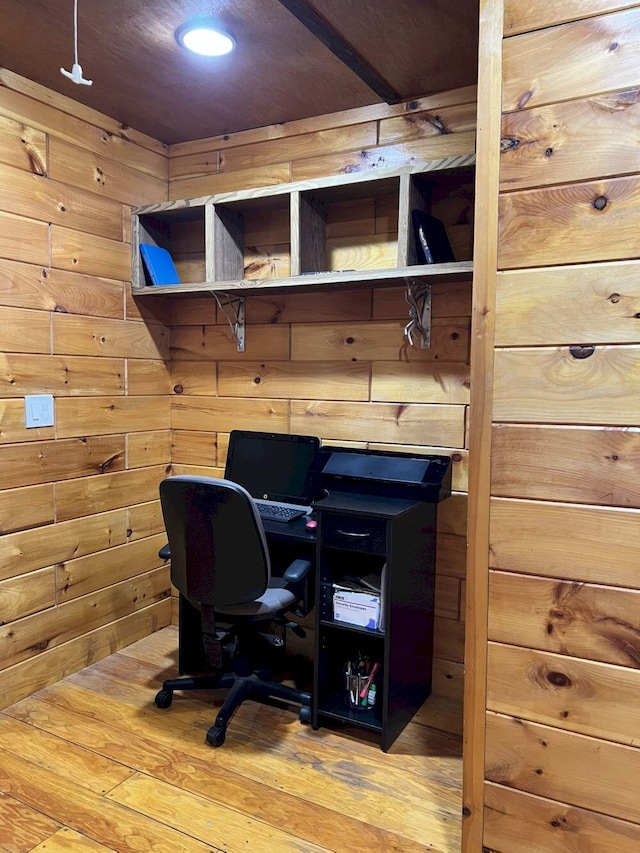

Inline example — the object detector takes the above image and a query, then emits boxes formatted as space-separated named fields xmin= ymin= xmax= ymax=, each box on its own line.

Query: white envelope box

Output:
xmin=333 ymin=590 xmax=380 ymax=630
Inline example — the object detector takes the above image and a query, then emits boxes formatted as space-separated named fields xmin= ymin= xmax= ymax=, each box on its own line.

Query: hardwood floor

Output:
xmin=0 ymin=627 xmax=463 ymax=853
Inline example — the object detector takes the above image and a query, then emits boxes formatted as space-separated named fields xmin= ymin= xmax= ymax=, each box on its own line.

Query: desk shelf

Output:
xmin=317 ymin=692 xmax=382 ymax=732
xmin=318 ymin=617 xmax=385 ymax=637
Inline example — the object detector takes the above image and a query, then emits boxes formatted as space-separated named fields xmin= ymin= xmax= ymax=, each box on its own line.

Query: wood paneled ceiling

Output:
xmin=0 ymin=0 xmax=479 ymax=145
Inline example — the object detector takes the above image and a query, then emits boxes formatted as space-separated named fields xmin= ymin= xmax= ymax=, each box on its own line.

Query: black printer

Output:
xmin=316 ymin=445 xmax=452 ymax=504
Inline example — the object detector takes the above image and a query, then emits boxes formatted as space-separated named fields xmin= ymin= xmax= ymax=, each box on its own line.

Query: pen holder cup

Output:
xmin=344 ymin=671 xmax=375 ymax=711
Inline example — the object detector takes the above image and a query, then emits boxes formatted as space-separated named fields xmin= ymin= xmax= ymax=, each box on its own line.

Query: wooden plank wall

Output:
xmin=166 ymin=85 xmax=478 ymax=701
xmin=462 ymin=1 xmax=503 ymax=848
xmin=0 ymin=70 xmax=173 ymax=709
xmin=481 ymin=3 xmax=640 ymax=850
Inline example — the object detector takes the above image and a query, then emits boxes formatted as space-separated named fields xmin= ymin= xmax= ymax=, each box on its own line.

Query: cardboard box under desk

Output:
xmin=333 ymin=590 xmax=380 ymax=630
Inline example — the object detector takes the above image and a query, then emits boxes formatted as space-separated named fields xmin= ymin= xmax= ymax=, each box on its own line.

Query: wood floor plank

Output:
xmin=252 ymin=699 xmax=464 ymax=788
xmin=411 ymin=694 xmax=464 ymax=737
xmin=72 ymin=641 xmax=464 ymax=781
xmin=30 ymin=827 xmax=117 ymax=852
xmin=87 ymin=632 xmax=465 ymax=744
xmin=7 ymin=675 xmax=461 ymax=852
xmin=67 ymin=652 xmax=184 ymax=707
xmin=0 ymin=627 xmax=462 ymax=853
xmin=6 ymin=690 xmax=436 ymax=853
xmin=0 ymin=715 xmax=133 ymax=794
xmin=85 ymin=684 xmax=458 ymax=847
xmin=0 ymin=749 xmax=222 ymax=853
xmin=107 ymin=772 xmax=333 ymax=853
xmin=67 ymin=644 xmax=464 ymax=785
xmin=68 ymin=656 xmax=464 ymax=814
xmin=116 ymin=624 xmax=179 ymax=667
xmin=0 ymin=789 xmax=60 ymax=853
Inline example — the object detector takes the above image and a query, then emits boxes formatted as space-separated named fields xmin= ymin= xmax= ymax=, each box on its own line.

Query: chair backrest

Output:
xmin=159 ymin=476 xmax=271 ymax=608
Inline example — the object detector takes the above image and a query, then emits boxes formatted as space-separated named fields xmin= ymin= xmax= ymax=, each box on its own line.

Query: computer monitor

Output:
xmin=225 ymin=430 xmax=320 ymax=506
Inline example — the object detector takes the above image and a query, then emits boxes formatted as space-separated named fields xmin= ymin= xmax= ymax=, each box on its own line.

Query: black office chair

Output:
xmin=154 ymin=475 xmax=313 ymax=747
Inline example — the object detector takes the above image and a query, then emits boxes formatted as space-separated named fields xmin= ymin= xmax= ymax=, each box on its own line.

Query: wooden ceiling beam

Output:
xmin=276 ymin=0 xmax=403 ymax=104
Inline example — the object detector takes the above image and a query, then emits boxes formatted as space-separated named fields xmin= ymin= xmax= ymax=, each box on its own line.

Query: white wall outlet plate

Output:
xmin=25 ymin=395 xmax=55 ymax=428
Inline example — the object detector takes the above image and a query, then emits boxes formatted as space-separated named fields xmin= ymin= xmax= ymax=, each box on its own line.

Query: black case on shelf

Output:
xmin=411 ymin=209 xmax=455 ymax=264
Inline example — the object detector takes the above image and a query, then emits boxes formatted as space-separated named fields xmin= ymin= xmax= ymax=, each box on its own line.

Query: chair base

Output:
xmin=155 ymin=671 xmax=311 ymax=748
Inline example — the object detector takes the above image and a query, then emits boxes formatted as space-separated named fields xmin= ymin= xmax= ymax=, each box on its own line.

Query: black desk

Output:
xmin=177 ymin=445 xmax=451 ymax=750
xmin=261 ymin=514 xmax=316 ymax=545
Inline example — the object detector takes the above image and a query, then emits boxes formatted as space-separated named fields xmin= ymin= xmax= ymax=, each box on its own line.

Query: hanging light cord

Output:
xmin=60 ymin=0 xmax=92 ymax=84
xmin=73 ymin=0 xmax=79 ymax=65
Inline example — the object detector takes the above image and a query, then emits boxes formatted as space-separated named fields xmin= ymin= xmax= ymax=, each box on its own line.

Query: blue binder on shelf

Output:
xmin=139 ymin=243 xmax=181 ymax=286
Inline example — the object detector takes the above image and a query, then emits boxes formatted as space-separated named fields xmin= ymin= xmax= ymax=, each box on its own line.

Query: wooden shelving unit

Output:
xmin=130 ymin=156 xmax=475 ymax=297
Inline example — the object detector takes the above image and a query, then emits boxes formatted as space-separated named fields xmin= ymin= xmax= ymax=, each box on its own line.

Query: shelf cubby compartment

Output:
xmin=210 ymin=193 xmax=292 ymax=282
xmin=318 ymin=553 xmax=385 ymax=628
xmin=293 ymin=175 xmax=402 ymax=275
xmin=399 ymin=165 xmax=476 ymax=267
xmin=315 ymin=626 xmax=384 ymax=731
xmin=318 ymin=592 xmax=385 ymax=636
xmin=132 ymin=200 xmax=207 ymax=290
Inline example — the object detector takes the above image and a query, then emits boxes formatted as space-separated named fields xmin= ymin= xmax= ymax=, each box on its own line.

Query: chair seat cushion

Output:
xmin=215 ymin=578 xmax=297 ymax=618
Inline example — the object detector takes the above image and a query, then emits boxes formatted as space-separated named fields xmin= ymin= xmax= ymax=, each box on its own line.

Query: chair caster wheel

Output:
xmin=299 ymin=705 xmax=312 ymax=724
xmin=206 ymin=725 xmax=226 ymax=747
xmin=154 ymin=689 xmax=173 ymax=709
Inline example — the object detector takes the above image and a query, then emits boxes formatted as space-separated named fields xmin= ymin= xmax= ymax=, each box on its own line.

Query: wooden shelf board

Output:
xmin=131 ymin=261 xmax=473 ymax=296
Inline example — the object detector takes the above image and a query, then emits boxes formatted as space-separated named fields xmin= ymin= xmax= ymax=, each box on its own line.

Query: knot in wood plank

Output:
xmin=569 ymin=345 xmax=595 ymax=359
xmin=500 ymin=137 xmax=520 ymax=152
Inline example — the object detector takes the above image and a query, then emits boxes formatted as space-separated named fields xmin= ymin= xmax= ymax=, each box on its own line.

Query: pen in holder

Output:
xmin=344 ymin=659 xmax=380 ymax=711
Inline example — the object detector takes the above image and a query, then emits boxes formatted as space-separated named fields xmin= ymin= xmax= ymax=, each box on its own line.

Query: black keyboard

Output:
xmin=255 ymin=502 xmax=305 ymax=523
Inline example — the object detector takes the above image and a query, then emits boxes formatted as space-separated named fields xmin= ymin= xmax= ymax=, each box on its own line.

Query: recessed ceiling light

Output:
xmin=176 ymin=19 xmax=236 ymax=56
